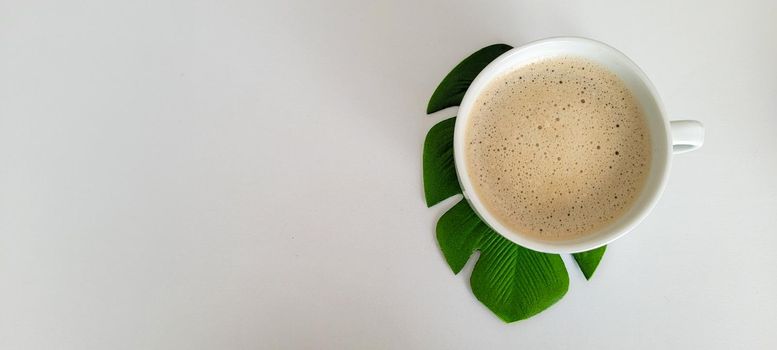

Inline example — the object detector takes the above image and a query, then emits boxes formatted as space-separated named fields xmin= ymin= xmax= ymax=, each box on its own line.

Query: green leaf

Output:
xmin=423 ymin=117 xmax=461 ymax=207
xmin=437 ymin=200 xmax=569 ymax=323
xmin=435 ymin=197 xmax=490 ymax=273
xmin=573 ymin=246 xmax=607 ymax=280
xmin=426 ymin=44 xmax=513 ymax=114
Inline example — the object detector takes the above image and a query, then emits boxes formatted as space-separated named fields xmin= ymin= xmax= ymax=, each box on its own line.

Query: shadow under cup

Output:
xmin=453 ymin=37 xmax=672 ymax=254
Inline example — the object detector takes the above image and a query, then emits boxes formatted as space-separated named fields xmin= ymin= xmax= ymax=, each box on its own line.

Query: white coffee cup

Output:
xmin=453 ymin=37 xmax=704 ymax=254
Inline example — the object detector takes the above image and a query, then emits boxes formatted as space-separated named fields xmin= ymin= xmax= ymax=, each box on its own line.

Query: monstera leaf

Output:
xmin=423 ymin=117 xmax=460 ymax=207
xmin=427 ymin=44 xmax=513 ymax=114
xmin=573 ymin=246 xmax=607 ymax=280
xmin=423 ymin=43 xmax=608 ymax=322
xmin=437 ymin=200 xmax=569 ymax=322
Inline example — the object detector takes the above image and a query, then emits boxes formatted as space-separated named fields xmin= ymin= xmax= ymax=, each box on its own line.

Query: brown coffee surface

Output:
xmin=465 ymin=56 xmax=651 ymax=240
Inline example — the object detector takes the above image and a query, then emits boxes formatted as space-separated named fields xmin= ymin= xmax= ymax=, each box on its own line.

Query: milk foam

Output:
xmin=465 ymin=56 xmax=651 ymax=240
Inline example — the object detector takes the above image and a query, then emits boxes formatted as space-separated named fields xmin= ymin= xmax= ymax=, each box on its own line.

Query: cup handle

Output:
xmin=670 ymin=120 xmax=704 ymax=154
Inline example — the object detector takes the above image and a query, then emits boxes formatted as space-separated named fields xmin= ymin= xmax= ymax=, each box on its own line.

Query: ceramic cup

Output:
xmin=453 ymin=37 xmax=704 ymax=254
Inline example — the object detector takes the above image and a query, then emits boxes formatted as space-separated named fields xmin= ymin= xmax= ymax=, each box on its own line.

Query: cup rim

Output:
xmin=452 ymin=36 xmax=672 ymax=254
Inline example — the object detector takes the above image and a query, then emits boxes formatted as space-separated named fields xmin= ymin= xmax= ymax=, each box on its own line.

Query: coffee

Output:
xmin=465 ymin=56 xmax=651 ymax=241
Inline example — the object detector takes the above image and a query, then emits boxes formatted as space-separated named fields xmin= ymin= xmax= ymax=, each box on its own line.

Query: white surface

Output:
xmin=1 ymin=0 xmax=776 ymax=349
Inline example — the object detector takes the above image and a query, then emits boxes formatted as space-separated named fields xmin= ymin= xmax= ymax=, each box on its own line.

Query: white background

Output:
xmin=1 ymin=0 xmax=776 ymax=349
